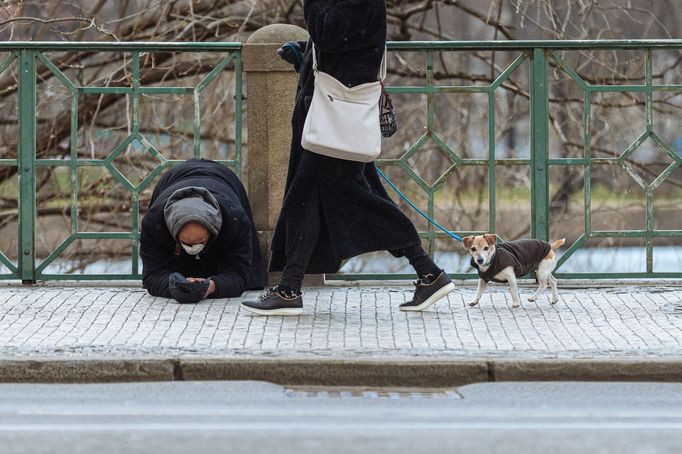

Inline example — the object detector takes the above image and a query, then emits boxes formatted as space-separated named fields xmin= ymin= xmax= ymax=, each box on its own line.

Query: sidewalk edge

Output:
xmin=1 ymin=357 xmax=681 ymax=385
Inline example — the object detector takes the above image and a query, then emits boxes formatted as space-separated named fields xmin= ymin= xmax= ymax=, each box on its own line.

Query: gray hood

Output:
xmin=163 ymin=186 xmax=223 ymax=241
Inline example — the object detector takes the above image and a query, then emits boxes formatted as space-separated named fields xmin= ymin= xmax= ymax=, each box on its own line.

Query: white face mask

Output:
xmin=181 ymin=242 xmax=205 ymax=256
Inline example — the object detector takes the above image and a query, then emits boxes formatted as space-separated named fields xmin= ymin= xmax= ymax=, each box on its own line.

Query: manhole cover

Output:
xmin=661 ymin=303 xmax=682 ymax=316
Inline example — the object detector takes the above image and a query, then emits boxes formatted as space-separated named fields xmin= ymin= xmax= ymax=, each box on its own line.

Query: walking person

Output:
xmin=242 ymin=0 xmax=454 ymax=315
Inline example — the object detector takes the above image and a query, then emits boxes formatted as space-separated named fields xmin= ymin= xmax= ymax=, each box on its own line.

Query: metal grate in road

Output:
xmin=285 ymin=387 xmax=461 ymax=400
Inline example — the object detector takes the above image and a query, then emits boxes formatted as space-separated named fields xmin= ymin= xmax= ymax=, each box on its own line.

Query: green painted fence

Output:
xmin=0 ymin=40 xmax=680 ymax=282
xmin=0 ymin=42 xmax=243 ymax=281
xmin=345 ymin=40 xmax=682 ymax=280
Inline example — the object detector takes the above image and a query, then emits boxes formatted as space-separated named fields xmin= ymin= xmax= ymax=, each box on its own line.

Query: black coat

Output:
xmin=471 ymin=240 xmax=552 ymax=283
xmin=141 ymin=159 xmax=265 ymax=298
xmin=270 ymin=0 xmax=421 ymax=274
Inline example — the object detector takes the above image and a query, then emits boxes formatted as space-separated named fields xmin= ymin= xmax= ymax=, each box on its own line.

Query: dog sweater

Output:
xmin=471 ymin=239 xmax=552 ymax=283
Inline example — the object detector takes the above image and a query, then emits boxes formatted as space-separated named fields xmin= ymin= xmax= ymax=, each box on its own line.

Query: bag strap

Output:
xmin=378 ymin=46 xmax=387 ymax=81
xmin=312 ymin=43 xmax=387 ymax=81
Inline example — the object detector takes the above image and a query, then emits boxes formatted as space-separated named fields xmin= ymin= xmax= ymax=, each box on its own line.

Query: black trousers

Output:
xmin=279 ymin=196 xmax=322 ymax=291
xmin=279 ymin=198 xmax=441 ymax=292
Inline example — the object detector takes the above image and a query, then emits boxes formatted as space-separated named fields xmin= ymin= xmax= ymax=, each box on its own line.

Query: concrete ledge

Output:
xmin=491 ymin=358 xmax=682 ymax=382
xmin=1 ymin=357 xmax=681 ymax=385
xmin=180 ymin=358 xmax=489 ymax=387
xmin=0 ymin=359 xmax=176 ymax=383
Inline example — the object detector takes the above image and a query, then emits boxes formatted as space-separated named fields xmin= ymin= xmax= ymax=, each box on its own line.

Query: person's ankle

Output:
xmin=275 ymin=284 xmax=302 ymax=298
xmin=418 ymin=268 xmax=443 ymax=283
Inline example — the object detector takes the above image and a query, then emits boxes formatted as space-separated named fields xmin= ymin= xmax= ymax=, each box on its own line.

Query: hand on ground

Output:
xmin=187 ymin=277 xmax=215 ymax=298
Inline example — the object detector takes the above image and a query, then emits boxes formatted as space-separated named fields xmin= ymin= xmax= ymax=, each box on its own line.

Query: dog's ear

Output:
xmin=462 ymin=236 xmax=473 ymax=250
xmin=483 ymin=234 xmax=498 ymax=246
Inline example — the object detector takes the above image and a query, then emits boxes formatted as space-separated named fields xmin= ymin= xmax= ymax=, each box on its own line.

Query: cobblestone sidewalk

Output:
xmin=1 ymin=284 xmax=681 ymax=360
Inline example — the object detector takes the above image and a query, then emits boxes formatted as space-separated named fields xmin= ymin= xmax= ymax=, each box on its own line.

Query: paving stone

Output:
xmin=0 ymin=285 xmax=680 ymax=359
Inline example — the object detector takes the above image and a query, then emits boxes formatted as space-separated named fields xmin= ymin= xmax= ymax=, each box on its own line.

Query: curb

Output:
xmin=0 ymin=359 xmax=176 ymax=383
xmin=179 ymin=358 xmax=489 ymax=386
xmin=1 ymin=357 xmax=681 ymax=385
xmin=490 ymin=358 xmax=682 ymax=382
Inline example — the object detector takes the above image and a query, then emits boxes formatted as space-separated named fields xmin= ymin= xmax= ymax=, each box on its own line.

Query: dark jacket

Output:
xmin=471 ymin=240 xmax=552 ymax=283
xmin=141 ymin=159 xmax=265 ymax=298
xmin=270 ymin=0 xmax=421 ymax=274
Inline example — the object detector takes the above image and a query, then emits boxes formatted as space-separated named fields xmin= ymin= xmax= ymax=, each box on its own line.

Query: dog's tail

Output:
xmin=550 ymin=238 xmax=566 ymax=249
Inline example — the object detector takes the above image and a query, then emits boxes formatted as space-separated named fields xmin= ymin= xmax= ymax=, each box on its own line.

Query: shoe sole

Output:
xmin=400 ymin=282 xmax=455 ymax=312
xmin=240 ymin=304 xmax=303 ymax=316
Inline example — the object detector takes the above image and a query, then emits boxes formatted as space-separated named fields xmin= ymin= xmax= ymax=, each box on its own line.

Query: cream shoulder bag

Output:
xmin=301 ymin=44 xmax=386 ymax=162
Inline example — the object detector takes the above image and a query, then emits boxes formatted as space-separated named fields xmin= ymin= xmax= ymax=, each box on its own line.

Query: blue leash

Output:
xmin=376 ymin=167 xmax=463 ymax=243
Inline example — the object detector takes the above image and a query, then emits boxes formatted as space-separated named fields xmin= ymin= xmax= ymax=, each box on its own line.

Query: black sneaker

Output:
xmin=400 ymin=271 xmax=455 ymax=312
xmin=241 ymin=287 xmax=303 ymax=316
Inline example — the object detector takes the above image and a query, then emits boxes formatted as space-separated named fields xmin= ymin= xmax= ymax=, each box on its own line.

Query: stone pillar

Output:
xmin=244 ymin=24 xmax=322 ymax=286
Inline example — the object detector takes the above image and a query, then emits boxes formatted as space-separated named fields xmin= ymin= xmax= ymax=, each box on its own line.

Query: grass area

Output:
xmin=0 ymin=166 xmax=122 ymax=198
xmin=1 ymin=166 xmax=680 ymax=208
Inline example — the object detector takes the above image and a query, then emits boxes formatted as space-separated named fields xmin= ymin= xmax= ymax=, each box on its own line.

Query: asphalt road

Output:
xmin=1 ymin=381 xmax=681 ymax=453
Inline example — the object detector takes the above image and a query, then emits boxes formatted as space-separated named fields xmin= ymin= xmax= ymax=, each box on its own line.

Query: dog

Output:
xmin=462 ymin=234 xmax=566 ymax=308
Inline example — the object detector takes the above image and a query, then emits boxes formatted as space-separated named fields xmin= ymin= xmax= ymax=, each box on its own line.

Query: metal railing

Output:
xmin=332 ymin=40 xmax=682 ymax=280
xmin=1 ymin=40 xmax=680 ymax=282
xmin=0 ymin=42 xmax=243 ymax=281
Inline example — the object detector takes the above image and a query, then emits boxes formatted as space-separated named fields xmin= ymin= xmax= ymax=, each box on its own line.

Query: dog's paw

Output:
xmin=511 ymin=302 xmax=521 ymax=308
xmin=527 ymin=296 xmax=536 ymax=302
xmin=551 ymin=298 xmax=558 ymax=304
xmin=468 ymin=300 xmax=479 ymax=307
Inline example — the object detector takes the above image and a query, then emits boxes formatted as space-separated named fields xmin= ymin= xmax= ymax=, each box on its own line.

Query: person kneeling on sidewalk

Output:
xmin=141 ymin=159 xmax=265 ymax=303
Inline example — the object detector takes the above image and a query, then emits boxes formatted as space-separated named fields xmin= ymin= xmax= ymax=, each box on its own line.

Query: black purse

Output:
xmin=379 ymin=81 xmax=397 ymax=138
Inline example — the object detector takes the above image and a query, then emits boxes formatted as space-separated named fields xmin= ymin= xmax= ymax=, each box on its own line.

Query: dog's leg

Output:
xmin=534 ymin=258 xmax=557 ymax=304
xmin=469 ymin=279 xmax=487 ymax=307
xmin=549 ymin=274 xmax=559 ymax=304
xmin=527 ymin=280 xmax=546 ymax=302
xmin=529 ymin=263 xmax=550 ymax=302
xmin=508 ymin=275 xmax=522 ymax=308
xmin=497 ymin=267 xmax=521 ymax=308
